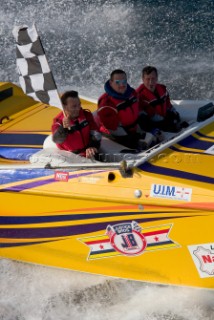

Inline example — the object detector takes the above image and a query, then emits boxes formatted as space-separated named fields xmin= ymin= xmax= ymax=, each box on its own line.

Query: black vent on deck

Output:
xmin=0 ymin=87 xmax=13 ymax=102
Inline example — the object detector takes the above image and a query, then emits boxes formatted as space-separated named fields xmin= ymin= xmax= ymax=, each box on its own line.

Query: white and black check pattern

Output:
xmin=13 ymin=24 xmax=62 ymax=109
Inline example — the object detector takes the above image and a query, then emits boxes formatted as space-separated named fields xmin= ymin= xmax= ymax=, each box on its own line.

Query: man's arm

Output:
xmin=85 ymin=111 xmax=102 ymax=150
xmin=52 ymin=126 xmax=68 ymax=144
xmin=52 ymin=118 xmax=68 ymax=144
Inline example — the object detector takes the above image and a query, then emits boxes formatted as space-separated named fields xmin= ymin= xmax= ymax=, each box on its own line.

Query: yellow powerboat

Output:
xmin=0 ymin=81 xmax=214 ymax=290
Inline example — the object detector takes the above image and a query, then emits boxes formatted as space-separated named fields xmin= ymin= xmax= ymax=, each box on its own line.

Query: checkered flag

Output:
xmin=12 ymin=24 xmax=63 ymax=109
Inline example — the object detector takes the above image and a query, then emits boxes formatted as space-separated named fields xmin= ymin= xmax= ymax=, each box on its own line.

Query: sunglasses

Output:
xmin=113 ymin=79 xmax=127 ymax=85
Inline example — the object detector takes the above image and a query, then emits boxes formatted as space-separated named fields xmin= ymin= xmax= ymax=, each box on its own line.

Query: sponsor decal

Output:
xmin=78 ymin=176 xmax=102 ymax=183
xmin=188 ymin=243 xmax=214 ymax=278
xmin=150 ymin=184 xmax=192 ymax=201
xmin=107 ymin=221 xmax=147 ymax=255
xmin=79 ymin=221 xmax=179 ymax=260
xmin=54 ymin=171 xmax=69 ymax=182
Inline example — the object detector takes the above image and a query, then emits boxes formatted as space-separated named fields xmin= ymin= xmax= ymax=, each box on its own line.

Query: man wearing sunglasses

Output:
xmin=97 ymin=69 xmax=149 ymax=150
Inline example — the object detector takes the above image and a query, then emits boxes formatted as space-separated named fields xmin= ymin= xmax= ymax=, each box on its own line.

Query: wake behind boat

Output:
xmin=0 ymin=25 xmax=214 ymax=290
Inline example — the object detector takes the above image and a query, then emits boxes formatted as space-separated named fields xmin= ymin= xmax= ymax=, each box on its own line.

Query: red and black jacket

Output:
xmin=136 ymin=83 xmax=172 ymax=119
xmin=98 ymin=81 xmax=139 ymax=133
xmin=52 ymin=109 xmax=101 ymax=156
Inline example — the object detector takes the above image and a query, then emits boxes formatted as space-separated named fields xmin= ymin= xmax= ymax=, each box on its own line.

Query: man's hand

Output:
xmin=62 ymin=116 xmax=70 ymax=128
xmin=86 ymin=147 xmax=98 ymax=159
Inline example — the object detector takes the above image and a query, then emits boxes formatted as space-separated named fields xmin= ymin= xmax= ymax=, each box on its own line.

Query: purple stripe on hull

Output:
xmin=0 ymin=210 xmax=183 ymax=225
xmin=0 ymin=170 xmax=104 ymax=192
xmin=139 ymin=162 xmax=214 ymax=184
xmin=178 ymin=135 xmax=213 ymax=150
xmin=0 ymin=215 xmax=194 ymax=239
xmin=0 ymin=239 xmax=60 ymax=248
xmin=196 ymin=131 xmax=214 ymax=140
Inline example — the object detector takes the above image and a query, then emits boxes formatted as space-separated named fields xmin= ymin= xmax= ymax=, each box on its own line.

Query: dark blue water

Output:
xmin=0 ymin=1 xmax=214 ymax=319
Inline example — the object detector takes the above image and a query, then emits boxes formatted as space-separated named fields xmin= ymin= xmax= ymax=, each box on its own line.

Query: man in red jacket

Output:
xmin=97 ymin=69 xmax=150 ymax=149
xmin=136 ymin=66 xmax=181 ymax=132
xmin=52 ymin=91 xmax=101 ymax=158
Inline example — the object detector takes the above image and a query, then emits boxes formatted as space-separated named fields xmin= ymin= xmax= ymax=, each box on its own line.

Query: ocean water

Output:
xmin=0 ymin=0 xmax=214 ymax=319
xmin=0 ymin=0 xmax=213 ymax=99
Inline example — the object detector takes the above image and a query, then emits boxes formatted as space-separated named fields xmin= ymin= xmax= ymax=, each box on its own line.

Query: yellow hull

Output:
xmin=0 ymin=82 xmax=214 ymax=289
xmin=0 ymin=165 xmax=214 ymax=289
xmin=0 ymin=82 xmax=96 ymax=151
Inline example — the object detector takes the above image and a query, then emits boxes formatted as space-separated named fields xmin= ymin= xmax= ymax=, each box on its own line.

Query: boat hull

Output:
xmin=1 ymin=81 xmax=214 ymax=289
xmin=0 ymin=167 xmax=214 ymax=289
